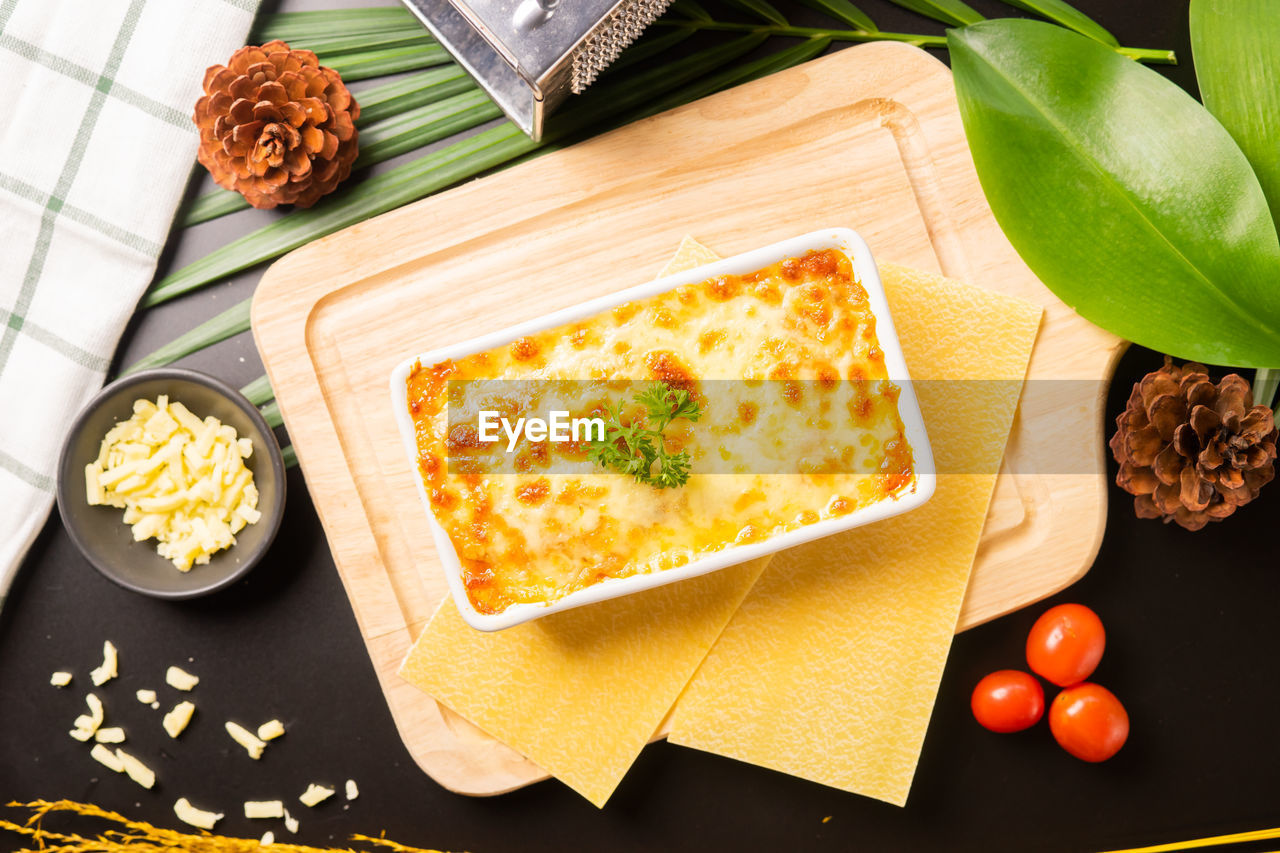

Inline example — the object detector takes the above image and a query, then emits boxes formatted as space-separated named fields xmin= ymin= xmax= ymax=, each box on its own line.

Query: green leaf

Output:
xmin=180 ymin=191 xmax=249 ymax=228
xmin=1190 ymin=0 xmax=1280 ymax=228
xmin=282 ymin=444 xmax=297 ymax=469
xmin=240 ymin=374 xmax=273 ymax=407
xmin=795 ymin=0 xmax=877 ymax=32
xmin=252 ymin=7 xmax=418 ymax=43
xmin=149 ymin=36 xmax=768 ymax=306
xmin=605 ymin=27 xmax=695 ymax=75
xmin=996 ymin=0 xmax=1117 ymax=46
xmin=121 ymin=299 xmax=250 ymax=374
xmin=886 ymin=0 xmax=983 ymax=27
xmin=324 ymin=44 xmax=450 ymax=82
xmin=260 ymin=399 xmax=283 ymax=430
xmin=287 ymin=29 xmax=432 ymax=58
xmin=950 ymin=19 xmax=1280 ymax=367
xmin=668 ymin=0 xmax=713 ymax=21
xmin=723 ymin=0 xmax=789 ymax=26
xmin=355 ymin=66 xmax=476 ymax=126
xmin=354 ymin=91 xmax=503 ymax=168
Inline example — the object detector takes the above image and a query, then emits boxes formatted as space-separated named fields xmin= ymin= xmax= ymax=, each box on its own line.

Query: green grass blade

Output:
xmin=355 ymin=66 xmax=476 ymax=125
xmin=182 ymin=190 xmax=250 ymax=228
xmin=121 ymin=298 xmax=250 ymax=374
xmin=996 ymin=0 xmax=1117 ymax=46
xmin=260 ymin=399 xmax=283 ymax=429
xmin=252 ymin=7 xmax=418 ymax=42
xmin=150 ymin=36 xmax=768 ymax=306
xmin=289 ymin=29 xmax=434 ymax=58
xmin=325 ymin=44 xmax=450 ymax=81
xmin=240 ymin=374 xmax=273 ymax=407
xmin=886 ymin=0 xmax=984 ymax=26
xmin=795 ymin=0 xmax=877 ymax=32
xmin=355 ymin=91 xmax=503 ymax=168
xmin=723 ymin=0 xmax=789 ymax=26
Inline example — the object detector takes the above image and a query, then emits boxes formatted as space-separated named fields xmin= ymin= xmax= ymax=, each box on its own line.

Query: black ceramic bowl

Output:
xmin=56 ymin=368 xmax=285 ymax=599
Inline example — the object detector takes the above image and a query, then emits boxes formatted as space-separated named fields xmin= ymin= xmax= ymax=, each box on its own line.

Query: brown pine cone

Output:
xmin=1109 ymin=357 xmax=1277 ymax=530
xmin=194 ymin=40 xmax=359 ymax=209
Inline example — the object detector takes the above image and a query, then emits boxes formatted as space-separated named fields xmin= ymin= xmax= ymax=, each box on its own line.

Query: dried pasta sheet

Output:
xmin=667 ymin=261 xmax=1043 ymax=806
xmin=397 ymin=236 xmax=764 ymax=808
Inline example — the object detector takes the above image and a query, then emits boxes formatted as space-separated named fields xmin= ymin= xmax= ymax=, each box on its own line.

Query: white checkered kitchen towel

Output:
xmin=0 ymin=0 xmax=260 ymax=602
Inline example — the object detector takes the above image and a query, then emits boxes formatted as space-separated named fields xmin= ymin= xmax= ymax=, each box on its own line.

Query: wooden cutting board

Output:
xmin=252 ymin=41 xmax=1125 ymax=797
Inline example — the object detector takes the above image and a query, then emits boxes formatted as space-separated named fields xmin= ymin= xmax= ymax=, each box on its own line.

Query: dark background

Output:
xmin=4 ymin=2 xmax=1275 ymax=851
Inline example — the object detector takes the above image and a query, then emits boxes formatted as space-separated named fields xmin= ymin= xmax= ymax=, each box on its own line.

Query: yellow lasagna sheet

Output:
xmin=666 ymin=261 xmax=1042 ymax=805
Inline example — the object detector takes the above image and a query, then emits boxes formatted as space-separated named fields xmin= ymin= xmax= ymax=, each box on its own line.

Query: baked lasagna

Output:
xmin=405 ymin=249 xmax=916 ymax=615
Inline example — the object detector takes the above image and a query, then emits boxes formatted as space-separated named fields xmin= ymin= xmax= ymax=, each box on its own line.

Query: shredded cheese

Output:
xmin=261 ymin=831 xmax=275 ymax=846
xmin=94 ymin=726 xmax=126 ymax=744
xmin=345 ymin=779 xmax=358 ymax=800
xmin=85 ymin=396 xmax=261 ymax=571
xmin=115 ymin=748 xmax=155 ymax=789
xmin=89 ymin=640 xmax=118 ymax=686
xmin=244 ymin=800 xmax=284 ymax=819
xmin=136 ymin=688 xmax=157 ymax=704
xmin=166 ymin=665 xmax=199 ymax=691
xmin=50 ymin=671 xmax=72 ymax=688
xmin=163 ymin=701 xmax=195 ymax=738
xmin=225 ymin=721 xmax=266 ymax=759
xmin=257 ymin=719 xmax=285 ymax=741
xmin=298 ymin=783 xmax=334 ymax=807
xmin=174 ymin=798 xmax=223 ymax=830
xmin=90 ymin=743 xmax=125 ymax=773
xmin=283 ymin=809 xmax=299 ymax=834
xmin=69 ymin=693 xmax=104 ymax=741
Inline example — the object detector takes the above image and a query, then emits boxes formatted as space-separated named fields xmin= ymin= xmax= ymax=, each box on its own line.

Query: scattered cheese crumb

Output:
xmin=94 ymin=727 xmax=126 ymax=744
xmin=163 ymin=701 xmax=196 ymax=738
xmin=345 ymin=779 xmax=358 ymax=801
xmin=166 ymin=666 xmax=199 ymax=691
xmin=298 ymin=783 xmax=334 ymax=807
xmin=261 ymin=831 xmax=275 ymax=846
xmin=115 ymin=748 xmax=155 ymax=789
xmin=174 ymin=798 xmax=223 ymax=830
xmin=257 ymin=719 xmax=285 ymax=741
xmin=225 ymin=721 xmax=266 ymax=759
xmin=50 ymin=671 xmax=72 ymax=688
xmin=136 ymin=689 xmax=157 ymax=704
xmin=283 ymin=809 xmax=298 ymax=834
xmin=822 ymin=815 xmax=832 ymax=824
xmin=90 ymin=743 xmax=125 ymax=773
xmin=90 ymin=640 xmax=118 ymax=686
xmin=69 ymin=693 xmax=104 ymax=741
xmin=244 ymin=800 xmax=284 ymax=819
xmin=152 ymin=701 xmax=160 ymax=709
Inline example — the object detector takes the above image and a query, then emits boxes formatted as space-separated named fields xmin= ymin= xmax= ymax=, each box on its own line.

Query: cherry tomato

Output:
xmin=971 ymin=669 xmax=1045 ymax=733
xmin=1026 ymin=603 xmax=1106 ymax=687
xmin=1049 ymin=683 xmax=1129 ymax=762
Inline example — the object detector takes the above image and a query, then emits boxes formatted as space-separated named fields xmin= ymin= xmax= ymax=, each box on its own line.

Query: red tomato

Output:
xmin=1026 ymin=603 xmax=1106 ymax=687
xmin=971 ymin=670 xmax=1045 ymax=733
xmin=1049 ymin=683 xmax=1129 ymax=762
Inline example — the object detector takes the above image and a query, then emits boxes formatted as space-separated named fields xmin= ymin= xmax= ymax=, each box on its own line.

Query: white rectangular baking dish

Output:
xmin=390 ymin=228 xmax=936 ymax=631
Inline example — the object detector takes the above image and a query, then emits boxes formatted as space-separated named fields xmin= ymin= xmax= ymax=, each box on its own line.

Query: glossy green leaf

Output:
xmin=723 ymin=0 xmax=789 ymax=26
xmin=795 ymin=0 xmax=877 ymax=32
xmin=996 ymin=0 xmax=1117 ymax=46
xmin=886 ymin=0 xmax=983 ymax=27
xmin=950 ymin=19 xmax=1280 ymax=367
xmin=1191 ymin=0 xmax=1280 ymax=227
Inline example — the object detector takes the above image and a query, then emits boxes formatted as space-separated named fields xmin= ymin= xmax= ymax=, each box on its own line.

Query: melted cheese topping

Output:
xmin=406 ymin=249 xmax=915 ymax=614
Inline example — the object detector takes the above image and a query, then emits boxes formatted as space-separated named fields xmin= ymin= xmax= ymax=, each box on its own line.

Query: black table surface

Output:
xmin=5 ymin=2 xmax=1277 ymax=851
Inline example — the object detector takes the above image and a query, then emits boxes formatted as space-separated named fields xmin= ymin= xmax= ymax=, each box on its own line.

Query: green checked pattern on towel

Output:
xmin=0 ymin=0 xmax=260 ymax=600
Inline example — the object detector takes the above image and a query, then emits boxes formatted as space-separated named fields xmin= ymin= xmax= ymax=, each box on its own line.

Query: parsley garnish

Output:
xmin=588 ymin=381 xmax=702 ymax=488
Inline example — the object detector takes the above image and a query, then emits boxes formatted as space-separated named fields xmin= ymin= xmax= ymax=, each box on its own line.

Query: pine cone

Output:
xmin=1109 ymin=358 xmax=1277 ymax=530
xmin=194 ymin=40 xmax=359 ymax=209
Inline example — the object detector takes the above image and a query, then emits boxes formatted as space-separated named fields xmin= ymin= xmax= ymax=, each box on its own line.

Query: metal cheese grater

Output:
xmin=400 ymin=0 xmax=673 ymax=141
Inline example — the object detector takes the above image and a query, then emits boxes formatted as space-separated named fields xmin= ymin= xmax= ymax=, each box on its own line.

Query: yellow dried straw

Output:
xmin=1 ymin=800 xmax=454 ymax=853
xmin=1102 ymin=825 xmax=1280 ymax=852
